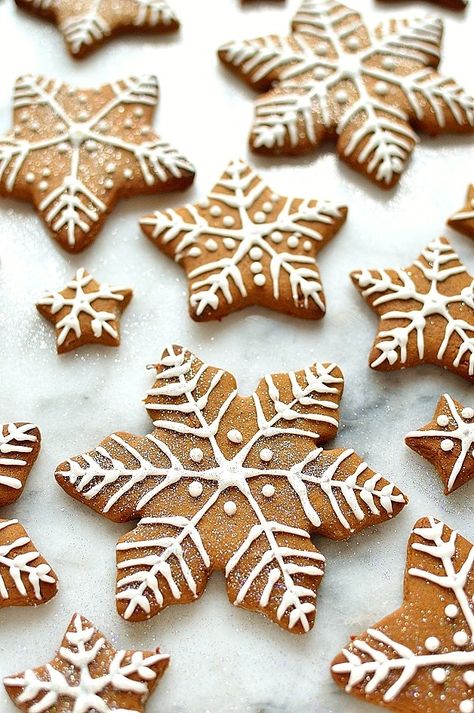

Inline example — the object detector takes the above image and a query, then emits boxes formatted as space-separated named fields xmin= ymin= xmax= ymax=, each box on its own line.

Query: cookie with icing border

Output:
xmin=0 ymin=74 xmax=195 ymax=253
xmin=14 ymin=0 xmax=179 ymax=59
xmin=4 ymin=613 xmax=169 ymax=712
xmin=448 ymin=185 xmax=474 ymax=240
xmin=332 ymin=516 xmax=474 ymax=713
xmin=140 ymin=159 xmax=347 ymax=321
xmin=405 ymin=394 xmax=474 ymax=494
xmin=0 ymin=423 xmax=41 ymax=505
xmin=55 ymin=345 xmax=407 ymax=634
xmin=218 ymin=2 xmax=474 ymax=189
xmin=36 ymin=268 xmax=132 ymax=354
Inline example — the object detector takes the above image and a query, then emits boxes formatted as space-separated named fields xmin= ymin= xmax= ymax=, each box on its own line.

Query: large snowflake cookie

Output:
xmin=140 ymin=159 xmax=347 ymax=321
xmin=15 ymin=0 xmax=179 ymax=58
xmin=36 ymin=268 xmax=133 ymax=354
xmin=351 ymin=236 xmax=474 ymax=381
xmin=0 ymin=422 xmax=41 ymax=506
xmin=0 ymin=74 xmax=195 ymax=253
xmin=406 ymin=394 xmax=474 ymax=494
xmin=55 ymin=345 xmax=407 ymax=634
xmin=448 ymin=185 xmax=474 ymax=241
xmin=332 ymin=516 xmax=474 ymax=713
xmin=4 ymin=613 xmax=169 ymax=713
xmin=218 ymin=1 xmax=474 ymax=189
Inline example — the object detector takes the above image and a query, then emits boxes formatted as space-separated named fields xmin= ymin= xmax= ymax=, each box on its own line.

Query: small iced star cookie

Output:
xmin=4 ymin=613 xmax=169 ymax=713
xmin=406 ymin=394 xmax=474 ymax=494
xmin=15 ymin=0 xmax=179 ymax=58
xmin=332 ymin=516 xmax=474 ymax=713
xmin=351 ymin=237 xmax=474 ymax=382
xmin=36 ymin=268 xmax=132 ymax=354
xmin=140 ymin=159 xmax=347 ymax=321
xmin=0 ymin=74 xmax=195 ymax=252
xmin=0 ymin=423 xmax=41 ymax=506
xmin=55 ymin=345 xmax=407 ymax=634
xmin=448 ymin=185 xmax=474 ymax=241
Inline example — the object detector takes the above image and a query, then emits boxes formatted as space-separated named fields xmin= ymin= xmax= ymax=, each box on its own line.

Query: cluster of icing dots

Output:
xmin=437 ymin=407 xmax=474 ymax=457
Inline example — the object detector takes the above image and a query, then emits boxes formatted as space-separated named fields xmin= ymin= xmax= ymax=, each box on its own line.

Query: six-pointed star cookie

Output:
xmin=351 ymin=236 xmax=474 ymax=381
xmin=0 ymin=74 xmax=195 ymax=252
xmin=0 ymin=423 xmax=41 ymax=506
xmin=332 ymin=516 xmax=474 ymax=713
xmin=55 ymin=345 xmax=407 ymax=634
xmin=448 ymin=185 xmax=474 ymax=241
xmin=140 ymin=159 xmax=347 ymax=321
xmin=15 ymin=0 xmax=179 ymax=58
xmin=405 ymin=394 xmax=474 ymax=494
xmin=218 ymin=2 xmax=474 ymax=189
xmin=4 ymin=613 xmax=169 ymax=713
xmin=36 ymin=267 xmax=133 ymax=354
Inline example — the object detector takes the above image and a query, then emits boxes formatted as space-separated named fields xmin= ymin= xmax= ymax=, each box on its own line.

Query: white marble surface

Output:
xmin=0 ymin=0 xmax=473 ymax=711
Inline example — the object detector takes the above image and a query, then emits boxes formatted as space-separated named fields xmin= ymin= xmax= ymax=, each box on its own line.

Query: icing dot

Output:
xmin=432 ymin=668 xmax=447 ymax=684
xmin=437 ymin=415 xmax=449 ymax=427
xmin=14 ymin=127 xmax=21 ymax=136
xmin=271 ymin=193 xmax=279 ymax=202
xmin=227 ymin=429 xmax=243 ymax=444
xmin=445 ymin=604 xmax=459 ymax=618
xmin=460 ymin=702 xmax=474 ymax=713
xmin=374 ymin=81 xmax=389 ymax=96
xmin=224 ymin=500 xmax=237 ymax=516
xmin=223 ymin=216 xmax=235 ymax=227
xmin=97 ymin=121 xmax=109 ymax=132
xmin=30 ymin=121 xmax=40 ymax=132
xmin=464 ymin=671 xmax=474 ymax=687
xmin=205 ymin=238 xmax=218 ymax=252
xmin=123 ymin=168 xmax=133 ymax=179
xmin=78 ymin=94 xmax=87 ymax=104
xmin=42 ymin=168 xmax=51 ymax=177
xmin=140 ymin=126 xmax=150 ymax=136
xmin=134 ymin=107 xmax=144 ymax=117
xmin=210 ymin=205 xmax=222 ymax=217
xmin=287 ymin=236 xmax=299 ymax=249
xmin=425 ymin=636 xmax=440 ymax=652
xmin=454 ymin=631 xmax=469 ymax=647
xmin=85 ymin=140 xmax=97 ymax=152
xmin=315 ymin=42 xmax=328 ymax=56
xmin=38 ymin=180 xmax=48 ymax=191
xmin=262 ymin=201 xmax=273 ymax=213
xmin=190 ymin=448 xmax=203 ymax=463
xmin=223 ymin=238 xmax=236 ymax=249
xmin=198 ymin=198 xmax=210 ymax=209
xmin=188 ymin=247 xmax=201 ymax=258
xmin=58 ymin=142 xmax=69 ymax=154
xmin=25 ymin=172 xmax=35 ymax=183
xmin=55 ymin=122 xmax=66 ymax=132
xmin=314 ymin=67 xmax=326 ymax=80
xmin=104 ymin=179 xmax=114 ymax=190
xmin=462 ymin=407 xmax=474 ymax=420
xmin=106 ymin=162 xmax=116 ymax=174
xmin=251 ymin=262 xmax=263 ymax=274
xmin=335 ymin=89 xmax=348 ymax=104
xmin=441 ymin=439 xmax=454 ymax=452
xmin=260 ymin=448 xmax=273 ymax=462
xmin=254 ymin=274 xmax=266 ymax=287
xmin=254 ymin=211 xmax=266 ymax=223
xmin=78 ymin=111 xmax=89 ymax=121
xmin=262 ymin=484 xmax=275 ymax=498
xmin=188 ymin=481 xmax=203 ymax=498
xmin=271 ymin=230 xmax=283 ymax=243
xmin=303 ymin=240 xmax=312 ymax=251
xmin=249 ymin=247 xmax=263 ymax=260
xmin=382 ymin=57 xmax=396 ymax=70
xmin=19 ymin=112 xmax=29 ymax=122
xmin=124 ymin=118 xmax=133 ymax=129
xmin=347 ymin=36 xmax=360 ymax=50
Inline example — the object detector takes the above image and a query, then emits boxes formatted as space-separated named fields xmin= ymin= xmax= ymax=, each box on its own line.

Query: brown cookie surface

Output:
xmin=0 ymin=423 xmax=41 ymax=505
xmin=448 ymin=185 xmax=474 ymax=240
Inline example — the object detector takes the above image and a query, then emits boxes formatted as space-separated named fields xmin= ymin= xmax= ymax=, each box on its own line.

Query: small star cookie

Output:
xmin=406 ymin=393 xmax=474 ymax=494
xmin=4 ymin=613 xmax=169 ymax=713
xmin=140 ymin=159 xmax=347 ymax=321
xmin=332 ymin=516 xmax=474 ymax=713
xmin=0 ymin=74 xmax=195 ymax=252
xmin=448 ymin=185 xmax=474 ymax=241
xmin=351 ymin=236 xmax=474 ymax=381
xmin=15 ymin=0 xmax=179 ymax=58
xmin=0 ymin=423 xmax=41 ymax=506
xmin=36 ymin=268 xmax=132 ymax=354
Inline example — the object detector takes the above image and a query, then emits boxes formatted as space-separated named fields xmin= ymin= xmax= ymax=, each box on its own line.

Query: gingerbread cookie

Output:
xmin=36 ymin=268 xmax=132 ymax=354
xmin=55 ymin=345 xmax=407 ymax=634
xmin=351 ymin=236 xmax=474 ymax=381
xmin=218 ymin=4 xmax=474 ymax=189
xmin=15 ymin=0 xmax=179 ymax=58
xmin=0 ymin=423 xmax=41 ymax=505
xmin=448 ymin=185 xmax=474 ymax=240
xmin=140 ymin=159 xmax=347 ymax=321
xmin=332 ymin=516 xmax=474 ymax=713
xmin=0 ymin=75 xmax=195 ymax=252
xmin=406 ymin=394 xmax=474 ymax=494
xmin=379 ymin=0 xmax=467 ymax=8
xmin=4 ymin=613 xmax=169 ymax=712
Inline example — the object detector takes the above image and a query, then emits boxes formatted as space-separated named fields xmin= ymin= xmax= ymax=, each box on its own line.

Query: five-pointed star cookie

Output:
xmin=448 ymin=185 xmax=474 ymax=241
xmin=55 ymin=345 xmax=407 ymax=634
xmin=351 ymin=236 xmax=474 ymax=382
xmin=218 ymin=2 xmax=474 ymax=189
xmin=406 ymin=394 xmax=474 ymax=494
xmin=36 ymin=267 xmax=133 ymax=354
xmin=0 ymin=74 xmax=195 ymax=253
xmin=4 ymin=613 xmax=169 ymax=713
xmin=15 ymin=0 xmax=179 ymax=58
xmin=0 ymin=423 xmax=41 ymax=506
xmin=332 ymin=516 xmax=474 ymax=713
xmin=140 ymin=159 xmax=347 ymax=321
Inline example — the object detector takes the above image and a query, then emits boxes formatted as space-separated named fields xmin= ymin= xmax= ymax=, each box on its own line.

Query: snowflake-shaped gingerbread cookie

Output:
xmin=0 ymin=74 xmax=195 ymax=253
xmin=140 ymin=159 xmax=347 ymax=321
xmin=55 ymin=345 xmax=407 ymax=634
xmin=15 ymin=0 xmax=179 ymax=58
xmin=4 ymin=613 xmax=169 ymax=713
xmin=332 ymin=516 xmax=474 ymax=713
xmin=351 ymin=236 xmax=474 ymax=381
xmin=448 ymin=185 xmax=474 ymax=241
xmin=218 ymin=1 xmax=474 ymax=189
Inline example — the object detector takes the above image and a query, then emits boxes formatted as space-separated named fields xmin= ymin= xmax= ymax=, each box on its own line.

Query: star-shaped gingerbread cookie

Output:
xmin=351 ymin=236 xmax=474 ymax=382
xmin=36 ymin=268 xmax=132 ymax=354
xmin=0 ymin=422 xmax=41 ymax=506
xmin=332 ymin=516 xmax=474 ymax=713
xmin=55 ymin=345 xmax=407 ymax=634
xmin=218 ymin=2 xmax=474 ymax=189
xmin=0 ymin=74 xmax=195 ymax=253
xmin=4 ymin=613 xmax=169 ymax=713
xmin=405 ymin=394 xmax=474 ymax=494
xmin=448 ymin=185 xmax=474 ymax=241
xmin=15 ymin=0 xmax=179 ymax=58
xmin=140 ymin=159 xmax=347 ymax=321
xmin=379 ymin=0 xmax=467 ymax=8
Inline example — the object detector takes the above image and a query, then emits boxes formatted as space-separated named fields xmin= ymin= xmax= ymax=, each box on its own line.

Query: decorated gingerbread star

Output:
xmin=406 ymin=394 xmax=474 ymax=494
xmin=140 ymin=159 xmax=347 ymax=321
xmin=351 ymin=236 xmax=474 ymax=381
xmin=0 ymin=74 xmax=195 ymax=252
xmin=380 ymin=0 xmax=468 ymax=8
xmin=15 ymin=0 xmax=179 ymax=58
xmin=332 ymin=516 xmax=474 ymax=713
xmin=36 ymin=268 xmax=132 ymax=354
xmin=448 ymin=185 xmax=474 ymax=241
xmin=55 ymin=345 xmax=407 ymax=634
xmin=4 ymin=613 xmax=169 ymax=712
xmin=0 ymin=422 xmax=41 ymax=506
xmin=218 ymin=2 xmax=474 ymax=189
